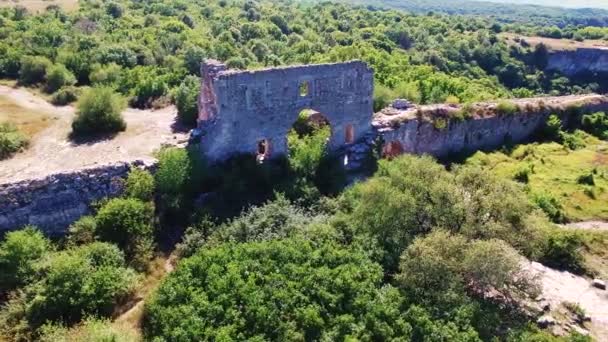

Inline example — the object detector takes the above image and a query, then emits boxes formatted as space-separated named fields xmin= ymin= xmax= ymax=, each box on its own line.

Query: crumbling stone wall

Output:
xmin=198 ymin=60 xmax=374 ymax=161
xmin=0 ymin=161 xmax=154 ymax=235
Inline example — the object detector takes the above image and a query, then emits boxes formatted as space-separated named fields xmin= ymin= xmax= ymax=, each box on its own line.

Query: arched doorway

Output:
xmin=382 ymin=141 xmax=404 ymax=159
xmin=287 ymin=109 xmax=332 ymax=174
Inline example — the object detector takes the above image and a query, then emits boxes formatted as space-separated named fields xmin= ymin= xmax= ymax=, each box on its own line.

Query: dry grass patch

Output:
xmin=0 ymin=94 xmax=53 ymax=137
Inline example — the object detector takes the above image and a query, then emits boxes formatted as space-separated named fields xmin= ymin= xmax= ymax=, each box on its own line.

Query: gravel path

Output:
xmin=0 ymin=85 xmax=188 ymax=184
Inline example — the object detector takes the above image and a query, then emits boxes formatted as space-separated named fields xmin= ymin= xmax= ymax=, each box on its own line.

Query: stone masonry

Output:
xmin=197 ymin=60 xmax=374 ymax=161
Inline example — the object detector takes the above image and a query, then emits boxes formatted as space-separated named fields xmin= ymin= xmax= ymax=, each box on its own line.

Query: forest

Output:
xmin=0 ymin=0 xmax=608 ymax=341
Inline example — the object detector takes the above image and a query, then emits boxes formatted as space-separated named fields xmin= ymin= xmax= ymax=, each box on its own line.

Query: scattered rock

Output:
xmin=572 ymin=326 xmax=590 ymax=336
xmin=592 ymin=279 xmax=606 ymax=290
xmin=537 ymin=315 xmax=556 ymax=328
xmin=392 ymin=98 xmax=412 ymax=110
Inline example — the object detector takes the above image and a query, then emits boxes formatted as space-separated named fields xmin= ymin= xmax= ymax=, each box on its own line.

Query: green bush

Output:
xmin=95 ymin=198 xmax=154 ymax=264
xmin=154 ymin=147 xmax=204 ymax=215
xmin=39 ymin=317 xmax=139 ymax=342
xmin=513 ymin=166 xmax=531 ymax=183
xmin=144 ymin=238 xmax=411 ymax=341
xmin=22 ymin=243 xmax=136 ymax=328
xmin=19 ymin=56 xmax=52 ymax=85
xmin=373 ymin=84 xmax=396 ymax=112
xmin=0 ymin=226 xmax=50 ymax=292
xmin=577 ymin=171 xmax=595 ymax=186
xmin=45 ymin=64 xmax=76 ymax=93
xmin=124 ymin=168 xmax=155 ymax=202
xmin=67 ymin=216 xmax=97 ymax=246
xmin=559 ymin=130 xmax=587 ymax=150
xmin=543 ymin=114 xmax=562 ymax=141
xmin=540 ymin=230 xmax=585 ymax=273
xmin=287 ymin=126 xmax=330 ymax=179
xmin=0 ymin=122 xmax=29 ymax=160
xmin=495 ymin=100 xmax=518 ymax=115
xmin=51 ymin=86 xmax=80 ymax=105
xmin=71 ymin=87 xmax=126 ymax=137
xmin=533 ymin=193 xmax=567 ymax=224
xmin=89 ymin=63 xmax=122 ymax=86
xmin=581 ymin=112 xmax=608 ymax=140
xmin=174 ymin=75 xmax=200 ymax=127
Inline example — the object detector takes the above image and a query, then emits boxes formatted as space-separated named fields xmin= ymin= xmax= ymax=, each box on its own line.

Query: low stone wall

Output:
xmin=0 ymin=160 xmax=155 ymax=235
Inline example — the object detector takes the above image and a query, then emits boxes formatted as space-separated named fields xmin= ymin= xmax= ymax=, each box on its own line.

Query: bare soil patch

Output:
xmin=0 ymin=85 xmax=188 ymax=184
xmin=0 ymin=0 xmax=79 ymax=12
xmin=501 ymin=33 xmax=608 ymax=51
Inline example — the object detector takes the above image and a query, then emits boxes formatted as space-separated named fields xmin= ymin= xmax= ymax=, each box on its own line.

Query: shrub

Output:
xmin=67 ymin=216 xmax=97 ymax=246
xmin=0 ymin=122 xmax=29 ymax=160
xmin=560 ymin=130 xmax=587 ymax=150
xmin=71 ymin=87 xmax=126 ymax=137
xmin=581 ymin=112 xmax=608 ymax=139
xmin=543 ymin=114 xmax=562 ymax=141
xmin=373 ymin=84 xmax=396 ymax=112
xmin=540 ymin=230 xmax=585 ymax=273
xmin=144 ymin=238 xmax=411 ymax=341
xmin=51 ymin=86 xmax=80 ymax=105
xmin=89 ymin=63 xmax=122 ymax=86
xmin=513 ymin=166 xmax=531 ymax=183
xmin=533 ymin=193 xmax=567 ymax=224
xmin=39 ymin=318 xmax=139 ymax=342
xmin=154 ymin=147 xmax=205 ymax=214
xmin=124 ymin=168 xmax=155 ymax=201
xmin=19 ymin=56 xmax=52 ymax=85
xmin=174 ymin=75 xmax=200 ymax=126
xmin=95 ymin=198 xmax=154 ymax=264
xmin=577 ymin=172 xmax=595 ymax=186
xmin=0 ymin=226 xmax=50 ymax=292
xmin=45 ymin=64 xmax=76 ymax=93
xmin=495 ymin=100 xmax=518 ymax=115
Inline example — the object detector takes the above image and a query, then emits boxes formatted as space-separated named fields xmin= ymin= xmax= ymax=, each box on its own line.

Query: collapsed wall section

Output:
xmin=198 ymin=60 xmax=374 ymax=161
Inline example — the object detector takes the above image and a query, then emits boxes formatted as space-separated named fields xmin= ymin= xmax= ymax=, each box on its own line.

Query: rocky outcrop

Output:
xmin=373 ymin=94 xmax=608 ymax=158
xmin=547 ymin=48 xmax=608 ymax=76
xmin=0 ymin=160 xmax=155 ymax=235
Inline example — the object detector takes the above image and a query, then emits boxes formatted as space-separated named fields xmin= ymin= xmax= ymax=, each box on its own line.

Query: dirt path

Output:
xmin=561 ymin=221 xmax=608 ymax=231
xmin=0 ymin=85 xmax=188 ymax=184
xmin=528 ymin=261 xmax=608 ymax=340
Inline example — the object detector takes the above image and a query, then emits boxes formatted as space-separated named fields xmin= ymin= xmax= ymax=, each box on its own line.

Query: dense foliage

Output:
xmin=0 ymin=0 xmax=603 ymax=115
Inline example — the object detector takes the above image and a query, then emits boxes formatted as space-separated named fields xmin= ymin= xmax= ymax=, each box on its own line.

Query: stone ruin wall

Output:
xmin=0 ymin=161 xmax=154 ymax=235
xmin=197 ymin=60 xmax=374 ymax=161
xmin=375 ymin=95 xmax=608 ymax=159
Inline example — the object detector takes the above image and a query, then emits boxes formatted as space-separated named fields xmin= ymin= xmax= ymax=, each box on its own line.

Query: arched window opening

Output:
xmin=256 ymin=139 xmax=271 ymax=163
xmin=345 ymin=124 xmax=354 ymax=144
xmin=382 ymin=141 xmax=404 ymax=159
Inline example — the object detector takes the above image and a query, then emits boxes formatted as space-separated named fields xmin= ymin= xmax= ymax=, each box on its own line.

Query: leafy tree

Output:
xmin=72 ymin=87 xmax=126 ymax=137
xmin=154 ymin=147 xmax=204 ymax=214
xmin=0 ymin=227 xmax=50 ymax=292
xmin=174 ymin=75 xmax=200 ymax=126
xmin=67 ymin=216 xmax=97 ymax=246
xmin=95 ymin=198 xmax=155 ymax=264
xmin=19 ymin=243 xmax=136 ymax=328
xmin=144 ymin=238 xmax=412 ymax=341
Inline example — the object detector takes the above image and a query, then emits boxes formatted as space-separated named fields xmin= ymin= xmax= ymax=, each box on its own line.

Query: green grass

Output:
xmin=465 ymin=136 xmax=608 ymax=222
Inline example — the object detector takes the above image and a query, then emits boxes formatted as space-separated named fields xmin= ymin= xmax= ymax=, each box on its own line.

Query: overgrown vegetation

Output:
xmin=71 ymin=86 xmax=126 ymax=137
xmin=0 ymin=122 xmax=29 ymax=159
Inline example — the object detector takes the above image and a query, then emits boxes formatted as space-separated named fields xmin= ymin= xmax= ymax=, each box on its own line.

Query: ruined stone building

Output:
xmin=197 ymin=60 xmax=374 ymax=161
